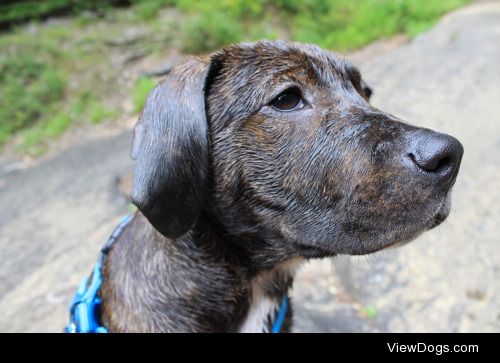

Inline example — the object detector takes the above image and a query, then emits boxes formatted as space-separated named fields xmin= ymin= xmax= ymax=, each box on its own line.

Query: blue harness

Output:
xmin=65 ymin=213 xmax=288 ymax=333
xmin=65 ymin=214 xmax=134 ymax=333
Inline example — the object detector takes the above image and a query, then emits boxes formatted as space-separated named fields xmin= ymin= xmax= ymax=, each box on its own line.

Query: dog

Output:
xmin=97 ymin=41 xmax=463 ymax=332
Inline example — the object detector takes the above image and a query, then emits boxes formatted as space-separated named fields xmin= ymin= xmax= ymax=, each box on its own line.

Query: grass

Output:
xmin=133 ymin=77 xmax=157 ymax=113
xmin=0 ymin=0 xmax=126 ymax=28
xmin=0 ymin=0 xmax=471 ymax=155
xmin=360 ymin=305 xmax=378 ymax=320
xmin=0 ymin=49 xmax=66 ymax=146
xmin=176 ymin=0 xmax=471 ymax=52
xmin=21 ymin=112 xmax=72 ymax=156
xmin=0 ymin=21 xmax=122 ymax=153
xmin=131 ymin=0 xmax=175 ymax=20
xmin=89 ymin=101 xmax=118 ymax=125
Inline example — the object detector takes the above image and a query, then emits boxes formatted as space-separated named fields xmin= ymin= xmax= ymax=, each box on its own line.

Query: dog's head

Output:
xmin=131 ymin=41 xmax=463 ymax=256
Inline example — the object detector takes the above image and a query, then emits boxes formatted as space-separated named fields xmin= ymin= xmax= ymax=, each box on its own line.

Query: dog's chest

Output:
xmin=238 ymin=282 xmax=279 ymax=333
xmin=238 ymin=259 xmax=302 ymax=333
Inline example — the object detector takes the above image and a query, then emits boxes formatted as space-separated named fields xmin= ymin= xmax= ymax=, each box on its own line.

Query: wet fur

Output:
xmin=100 ymin=41 xmax=459 ymax=332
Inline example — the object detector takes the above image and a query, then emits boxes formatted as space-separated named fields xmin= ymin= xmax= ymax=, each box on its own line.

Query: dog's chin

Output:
xmin=294 ymin=193 xmax=453 ymax=257
xmin=427 ymin=193 xmax=452 ymax=230
xmin=347 ymin=195 xmax=453 ymax=254
xmin=383 ymin=193 xmax=452 ymax=251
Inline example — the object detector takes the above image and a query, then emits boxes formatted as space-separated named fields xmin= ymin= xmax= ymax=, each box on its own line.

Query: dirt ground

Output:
xmin=1 ymin=1 xmax=499 ymax=332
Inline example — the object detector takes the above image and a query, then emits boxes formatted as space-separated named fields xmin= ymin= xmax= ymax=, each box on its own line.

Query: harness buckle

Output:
xmin=65 ymin=266 xmax=108 ymax=333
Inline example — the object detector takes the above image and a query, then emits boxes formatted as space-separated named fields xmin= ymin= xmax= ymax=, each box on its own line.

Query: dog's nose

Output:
xmin=407 ymin=131 xmax=464 ymax=188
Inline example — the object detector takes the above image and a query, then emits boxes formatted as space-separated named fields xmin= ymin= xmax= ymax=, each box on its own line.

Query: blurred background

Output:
xmin=0 ymin=0 xmax=499 ymax=332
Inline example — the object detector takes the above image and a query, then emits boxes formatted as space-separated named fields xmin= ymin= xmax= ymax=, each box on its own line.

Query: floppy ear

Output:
xmin=131 ymin=58 xmax=215 ymax=239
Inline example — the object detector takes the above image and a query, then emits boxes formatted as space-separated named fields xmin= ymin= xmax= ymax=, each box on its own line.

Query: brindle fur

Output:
xmin=100 ymin=41 xmax=462 ymax=332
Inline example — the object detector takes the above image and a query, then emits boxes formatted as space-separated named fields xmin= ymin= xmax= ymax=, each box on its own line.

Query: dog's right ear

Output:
xmin=130 ymin=58 xmax=219 ymax=239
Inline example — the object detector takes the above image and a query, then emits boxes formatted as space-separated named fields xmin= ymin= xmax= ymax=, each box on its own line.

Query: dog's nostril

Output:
xmin=434 ymin=155 xmax=452 ymax=172
xmin=417 ymin=153 xmax=453 ymax=173
xmin=407 ymin=151 xmax=450 ymax=172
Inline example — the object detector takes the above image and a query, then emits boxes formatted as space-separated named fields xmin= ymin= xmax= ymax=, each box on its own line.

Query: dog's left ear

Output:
xmin=130 ymin=58 xmax=219 ymax=239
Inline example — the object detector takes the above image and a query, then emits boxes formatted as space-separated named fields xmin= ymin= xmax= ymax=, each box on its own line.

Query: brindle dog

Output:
xmin=100 ymin=41 xmax=463 ymax=332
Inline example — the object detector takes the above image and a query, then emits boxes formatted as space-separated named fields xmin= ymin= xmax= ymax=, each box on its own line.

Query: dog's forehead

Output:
xmin=206 ymin=41 xmax=363 ymax=126
xmin=215 ymin=41 xmax=358 ymax=90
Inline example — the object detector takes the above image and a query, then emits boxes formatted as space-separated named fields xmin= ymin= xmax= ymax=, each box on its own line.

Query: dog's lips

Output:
xmin=378 ymin=194 xmax=453 ymax=252
xmin=427 ymin=192 xmax=452 ymax=230
xmin=429 ymin=211 xmax=447 ymax=229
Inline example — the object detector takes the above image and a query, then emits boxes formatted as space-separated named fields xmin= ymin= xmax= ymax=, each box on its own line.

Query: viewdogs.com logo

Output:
xmin=387 ymin=342 xmax=478 ymax=355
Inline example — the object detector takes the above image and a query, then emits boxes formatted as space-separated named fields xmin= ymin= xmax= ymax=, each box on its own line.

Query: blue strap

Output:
xmin=271 ymin=293 xmax=288 ymax=333
xmin=66 ymin=214 xmax=134 ymax=333
xmin=65 ymin=263 xmax=108 ymax=333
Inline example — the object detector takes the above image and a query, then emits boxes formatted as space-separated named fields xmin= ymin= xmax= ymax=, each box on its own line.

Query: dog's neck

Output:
xmin=238 ymin=258 xmax=301 ymax=333
xmin=102 ymin=212 xmax=302 ymax=332
xmin=189 ymin=212 xmax=303 ymax=333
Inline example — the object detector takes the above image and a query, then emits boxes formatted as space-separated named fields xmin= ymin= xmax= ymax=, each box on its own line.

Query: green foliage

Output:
xmin=133 ymin=77 xmax=157 ymax=113
xmin=0 ymin=0 xmax=72 ymax=26
xmin=71 ymin=92 xmax=118 ymax=125
xmin=0 ymin=0 xmax=178 ymax=26
xmin=181 ymin=13 xmax=245 ymax=54
xmin=175 ymin=0 xmax=471 ymax=53
xmin=131 ymin=0 xmax=175 ymax=20
xmin=0 ymin=51 xmax=66 ymax=146
xmin=288 ymin=0 xmax=471 ymax=50
xmin=0 ymin=0 xmax=124 ymax=28
xmin=43 ymin=112 xmax=72 ymax=138
xmin=21 ymin=112 xmax=72 ymax=156
xmin=89 ymin=101 xmax=118 ymax=124
xmin=361 ymin=305 xmax=378 ymax=320
xmin=0 ymin=15 xmax=121 ymax=153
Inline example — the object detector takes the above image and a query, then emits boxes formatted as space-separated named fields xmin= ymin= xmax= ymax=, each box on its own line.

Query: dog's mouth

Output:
xmin=291 ymin=190 xmax=454 ymax=257
xmin=427 ymin=192 xmax=452 ymax=230
xmin=428 ymin=210 xmax=448 ymax=229
xmin=383 ymin=192 xmax=452 ymax=251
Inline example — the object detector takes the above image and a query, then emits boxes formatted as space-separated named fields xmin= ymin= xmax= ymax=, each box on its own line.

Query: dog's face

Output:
xmin=131 ymin=41 xmax=463 ymax=257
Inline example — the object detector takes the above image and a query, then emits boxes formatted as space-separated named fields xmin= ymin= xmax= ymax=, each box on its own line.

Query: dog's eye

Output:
xmin=270 ymin=88 xmax=304 ymax=111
